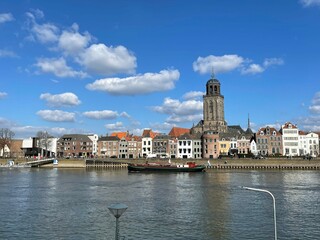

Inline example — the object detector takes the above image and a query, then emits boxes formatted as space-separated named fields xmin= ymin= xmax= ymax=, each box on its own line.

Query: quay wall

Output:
xmin=1 ymin=158 xmax=319 ymax=170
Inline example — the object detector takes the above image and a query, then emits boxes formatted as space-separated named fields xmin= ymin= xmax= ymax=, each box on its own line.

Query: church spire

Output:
xmin=247 ymin=113 xmax=251 ymax=129
xmin=211 ymin=67 xmax=215 ymax=79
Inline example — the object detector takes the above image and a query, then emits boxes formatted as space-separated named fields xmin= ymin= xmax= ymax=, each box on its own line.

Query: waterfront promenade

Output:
xmin=1 ymin=157 xmax=320 ymax=170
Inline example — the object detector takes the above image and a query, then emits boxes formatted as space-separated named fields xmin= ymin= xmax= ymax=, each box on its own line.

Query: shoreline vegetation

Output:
xmin=1 ymin=157 xmax=320 ymax=169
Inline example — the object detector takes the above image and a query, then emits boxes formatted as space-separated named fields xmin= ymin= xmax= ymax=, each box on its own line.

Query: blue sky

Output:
xmin=1 ymin=0 xmax=320 ymax=139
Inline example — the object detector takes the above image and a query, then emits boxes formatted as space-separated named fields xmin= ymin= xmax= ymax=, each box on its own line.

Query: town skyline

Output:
xmin=1 ymin=0 xmax=320 ymax=139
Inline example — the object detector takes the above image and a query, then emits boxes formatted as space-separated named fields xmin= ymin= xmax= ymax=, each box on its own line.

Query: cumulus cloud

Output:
xmin=182 ymin=91 xmax=205 ymax=100
xmin=152 ymin=97 xmax=202 ymax=116
xmin=86 ymin=69 xmax=180 ymax=95
xmin=0 ymin=92 xmax=8 ymax=99
xmin=309 ymin=92 xmax=320 ymax=114
xmin=193 ymin=54 xmax=244 ymax=74
xmin=37 ymin=110 xmax=75 ymax=122
xmin=151 ymin=96 xmax=203 ymax=124
xmin=300 ymin=0 xmax=320 ymax=7
xmin=58 ymin=23 xmax=92 ymax=56
xmin=25 ymin=9 xmax=59 ymax=44
xmin=166 ymin=114 xmax=203 ymax=123
xmin=241 ymin=63 xmax=265 ymax=74
xmin=120 ymin=112 xmax=131 ymax=118
xmin=25 ymin=11 xmax=138 ymax=78
xmin=105 ymin=121 xmax=125 ymax=131
xmin=78 ymin=43 xmax=136 ymax=75
xmin=35 ymin=57 xmax=88 ymax=78
xmin=40 ymin=92 xmax=81 ymax=107
xmin=193 ymin=54 xmax=284 ymax=75
xmin=0 ymin=13 xmax=14 ymax=24
xmin=83 ymin=110 xmax=119 ymax=120
xmin=296 ymin=116 xmax=320 ymax=131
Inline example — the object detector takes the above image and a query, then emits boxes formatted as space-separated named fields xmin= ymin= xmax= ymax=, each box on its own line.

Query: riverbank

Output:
xmin=1 ymin=157 xmax=319 ymax=169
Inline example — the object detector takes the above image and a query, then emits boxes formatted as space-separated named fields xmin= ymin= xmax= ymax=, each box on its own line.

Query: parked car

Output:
xmin=252 ymin=155 xmax=264 ymax=159
xmin=303 ymin=154 xmax=313 ymax=160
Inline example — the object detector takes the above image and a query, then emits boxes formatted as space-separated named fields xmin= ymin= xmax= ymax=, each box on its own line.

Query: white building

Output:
xmin=88 ymin=134 xmax=98 ymax=156
xmin=250 ymin=138 xmax=258 ymax=156
xmin=281 ymin=122 xmax=299 ymax=156
xmin=306 ymin=132 xmax=319 ymax=156
xmin=177 ymin=133 xmax=193 ymax=158
xmin=140 ymin=129 xmax=152 ymax=158
xmin=0 ymin=144 xmax=10 ymax=157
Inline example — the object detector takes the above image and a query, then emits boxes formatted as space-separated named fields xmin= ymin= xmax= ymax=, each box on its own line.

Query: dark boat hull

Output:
xmin=128 ymin=164 xmax=206 ymax=172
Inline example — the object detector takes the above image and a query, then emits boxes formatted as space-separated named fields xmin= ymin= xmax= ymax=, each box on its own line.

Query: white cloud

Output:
xmin=105 ymin=122 xmax=125 ymax=131
xmin=24 ymin=11 xmax=138 ymax=77
xmin=309 ymin=106 xmax=320 ymax=114
xmin=193 ymin=54 xmax=284 ymax=75
xmin=311 ymin=92 xmax=320 ymax=105
xmin=241 ymin=64 xmax=265 ymax=75
xmin=166 ymin=114 xmax=203 ymax=123
xmin=263 ymin=58 xmax=284 ymax=67
xmin=0 ymin=13 xmax=14 ymax=24
xmin=37 ymin=110 xmax=75 ymax=122
xmin=78 ymin=43 xmax=137 ymax=75
xmin=193 ymin=54 xmax=244 ymax=74
xmin=150 ymin=122 xmax=176 ymax=132
xmin=296 ymin=116 xmax=320 ymax=131
xmin=86 ymin=69 xmax=180 ymax=95
xmin=309 ymin=92 xmax=320 ymax=114
xmin=0 ymin=49 xmax=17 ymax=58
xmin=83 ymin=110 xmax=119 ymax=120
xmin=58 ymin=23 xmax=92 ymax=56
xmin=151 ymin=96 xmax=203 ymax=124
xmin=35 ymin=57 xmax=88 ymax=78
xmin=300 ymin=0 xmax=320 ymax=7
xmin=26 ymin=10 xmax=59 ymax=44
xmin=152 ymin=97 xmax=202 ymax=116
xmin=120 ymin=112 xmax=131 ymax=118
xmin=31 ymin=22 xmax=59 ymax=43
xmin=0 ymin=92 xmax=8 ymax=99
xmin=182 ymin=91 xmax=205 ymax=100
xmin=40 ymin=92 xmax=81 ymax=107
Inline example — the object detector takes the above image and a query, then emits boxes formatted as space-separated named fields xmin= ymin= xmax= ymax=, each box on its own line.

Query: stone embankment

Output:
xmin=1 ymin=158 xmax=319 ymax=170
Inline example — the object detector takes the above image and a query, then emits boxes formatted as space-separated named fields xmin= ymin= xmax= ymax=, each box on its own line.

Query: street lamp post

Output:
xmin=108 ymin=203 xmax=128 ymax=240
xmin=242 ymin=186 xmax=277 ymax=240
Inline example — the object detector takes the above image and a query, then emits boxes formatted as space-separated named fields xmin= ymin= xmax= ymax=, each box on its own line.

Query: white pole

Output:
xmin=242 ymin=186 xmax=277 ymax=240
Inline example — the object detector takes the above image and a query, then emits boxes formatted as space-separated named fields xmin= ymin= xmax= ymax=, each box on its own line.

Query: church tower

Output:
xmin=202 ymin=73 xmax=227 ymax=133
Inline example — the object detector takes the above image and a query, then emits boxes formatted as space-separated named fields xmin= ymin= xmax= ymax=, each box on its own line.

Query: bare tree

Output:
xmin=0 ymin=128 xmax=15 ymax=158
xmin=36 ymin=131 xmax=52 ymax=157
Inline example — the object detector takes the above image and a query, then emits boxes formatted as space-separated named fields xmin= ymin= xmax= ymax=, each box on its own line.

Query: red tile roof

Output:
xmin=142 ymin=129 xmax=158 ymax=139
xmin=168 ymin=127 xmax=190 ymax=138
xmin=111 ymin=132 xmax=128 ymax=139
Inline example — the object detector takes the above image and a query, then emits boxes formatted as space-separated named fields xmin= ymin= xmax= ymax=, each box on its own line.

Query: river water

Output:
xmin=0 ymin=168 xmax=319 ymax=240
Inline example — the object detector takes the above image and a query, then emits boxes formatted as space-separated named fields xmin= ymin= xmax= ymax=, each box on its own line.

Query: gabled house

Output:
xmin=177 ymin=133 xmax=193 ymax=159
xmin=256 ymin=126 xmax=282 ymax=156
xmin=141 ymin=129 xmax=158 ymax=157
xmin=128 ymin=136 xmax=142 ymax=159
xmin=280 ymin=122 xmax=299 ymax=157
xmin=153 ymin=134 xmax=170 ymax=158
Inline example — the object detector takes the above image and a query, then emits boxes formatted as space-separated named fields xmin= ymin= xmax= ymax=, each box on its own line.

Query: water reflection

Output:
xmin=0 ymin=169 xmax=319 ymax=240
